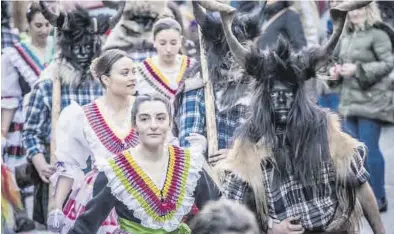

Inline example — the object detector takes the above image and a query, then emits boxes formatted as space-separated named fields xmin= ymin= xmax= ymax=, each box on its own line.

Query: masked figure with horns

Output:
xmin=103 ymin=1 xmax=192 ymax=62
xmin=196 ymin=1 xmax=386 ymax=234
xmin=22 ymin=1 xmax=124 ymax=227
xmin=174 ymin=2 xmax=263 ymax=165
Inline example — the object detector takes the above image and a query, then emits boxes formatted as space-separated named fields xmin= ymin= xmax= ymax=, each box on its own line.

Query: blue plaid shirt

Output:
xmin=127 ymin=48 xmax=157 ymax=63
xmin=1 ymin=26 xmax=19 ymax=50
xmin=177 ymin=87 xmax=247 ymax=150
xmin=23 ymin=79 xmax=103 ymax=160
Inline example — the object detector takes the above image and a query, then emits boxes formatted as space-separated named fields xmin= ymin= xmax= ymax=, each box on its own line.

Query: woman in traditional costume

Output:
xmin=68 ymin=94 xmax=221 ymax=234
xmin=1 ymin=2 xmax=54 ymax=173
xmin=136 ymin=17 xmax=195 ymax=102
xmin=47 ymin=49 xmax=139 ymax=234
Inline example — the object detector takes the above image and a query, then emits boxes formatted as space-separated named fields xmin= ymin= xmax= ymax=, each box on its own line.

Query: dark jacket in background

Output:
xmin=377 ymin=1 xmax=394 ymax=28
xmin=257 ymin=1 xmax=306 ymax=51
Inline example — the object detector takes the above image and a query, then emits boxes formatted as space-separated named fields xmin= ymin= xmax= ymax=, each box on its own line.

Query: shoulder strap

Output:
xmin=262 ymin=8 xmax=288 ymax=33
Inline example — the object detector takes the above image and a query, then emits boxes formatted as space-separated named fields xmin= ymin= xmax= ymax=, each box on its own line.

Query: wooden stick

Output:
xmin=198 ymin=25 xmax=219 ymax=157
xmin=48 ymin=6 xmax=61 ymax=213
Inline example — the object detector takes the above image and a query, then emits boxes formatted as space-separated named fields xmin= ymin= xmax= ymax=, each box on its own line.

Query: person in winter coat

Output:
xmin=328 ymin=1 xmax=394 ymax=212
xmin=257 ymin=0 xmax=306 ymax=51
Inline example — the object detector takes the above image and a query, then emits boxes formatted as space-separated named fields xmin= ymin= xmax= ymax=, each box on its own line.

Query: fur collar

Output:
xmin=216 ymin=113 xmax=364 ymax=230
xmin=40 ymin=58 xmax=86 ymax=86
xmin=183 ymin=71 xmax=205 ymax=92
xmin=102 ymin=20 xmax=154 ymax=51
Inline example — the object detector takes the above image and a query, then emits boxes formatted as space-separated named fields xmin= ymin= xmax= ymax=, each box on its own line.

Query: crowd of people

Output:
xmin=1 ymin=0 xmax=393 ymax=234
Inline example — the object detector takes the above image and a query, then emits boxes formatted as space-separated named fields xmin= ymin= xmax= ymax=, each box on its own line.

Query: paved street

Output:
xmin=20 ymin=126 xmax=394 ymax=234
xmin=360 ymin=125 xmax=394 ymax=234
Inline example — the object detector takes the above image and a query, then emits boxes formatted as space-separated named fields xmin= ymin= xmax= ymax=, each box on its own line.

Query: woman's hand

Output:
xmin=32 ymin=154 xmax=56 ymax=183
xmin=47 ymin=209 xmax=65 ymax=233
xmin=339 ymin=63 xmax=357 ymax=78
xmin=186 ymin=133 xmax=207 ymax=154
xmin=268 ymin=217 xmax=305 ymax=234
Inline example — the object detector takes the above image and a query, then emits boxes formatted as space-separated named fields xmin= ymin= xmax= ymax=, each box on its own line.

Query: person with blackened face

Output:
xmin=194 ymin=1 xmax=386 ymax=234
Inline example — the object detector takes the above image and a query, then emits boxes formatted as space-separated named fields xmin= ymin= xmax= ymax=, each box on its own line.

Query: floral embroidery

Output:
xmin=83 ymin=102 xmax=139 ymax=153
xmin=108 ymin=145 xmax=191 ymax=222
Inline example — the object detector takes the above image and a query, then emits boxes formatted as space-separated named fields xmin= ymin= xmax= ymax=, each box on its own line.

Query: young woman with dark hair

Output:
xmin=1 ymin=3 xmax=54 ymax=231
xmin=48 ymin=49 xmax=139 ymax=234
xmin=136 ymin=18 xmax=195 ymax=102
xmin=68 ymin=94 xmax=221 ymax=234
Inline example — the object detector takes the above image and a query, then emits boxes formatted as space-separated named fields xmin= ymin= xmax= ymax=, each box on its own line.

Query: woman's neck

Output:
xmin=30 ymin=38 xmax=47 ymax=49
xmin=102 ymin=92 xmax=133 ymax=113
xmin=158 ymin=56 xmax=177 ymax=68
xmin=137 ymin=144 xmax=166 ymax=162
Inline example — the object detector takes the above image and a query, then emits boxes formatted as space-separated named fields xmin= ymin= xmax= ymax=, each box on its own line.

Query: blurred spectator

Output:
xmin=1 ymin=1 xmax=19 ymax=50
xmin=189 ymin=199 xmax=260 ymax=234
xmin=329 ymin=1 xmax=393 ymax=212
xmin=377 ymin=1 xmax=394 ymax=27
xmin=257 ymin=0 xmax=306 ymax=51
xmin=317 ymin=0 xmax=343 ymax=112
xmin=2 ymin=2 xmax=54 ymax=231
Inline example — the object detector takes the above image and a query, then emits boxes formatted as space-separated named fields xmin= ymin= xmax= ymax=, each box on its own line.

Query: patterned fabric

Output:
xmin=108 ymin=146 xmax=190 ymax=221
xmin=1 ymin=27 xmax=19 ymax=50
xmin=222 ymin=153 xmax=370 ymax=231
xmin=13 ymin=43 xmax=52 ymax=76
xmin=61 ymin=169 xmax=118 ymax=234
xmin=59 ymin=101 xmax=139 ymax=234
xmin=23 ymin=79 xmax=103 ymax=161
xmin=22 ymin=78 xmax=102 ymax=224
xmin=177 ymin=88 xmax=247 ymax=150
xmin=83 ymin=102 xmax=139 ymax=152
xmin=2 ymin=42 xmax=53 ymax=170
xmin=103 ymin=145 xmax=204 ymax=232
xmin=138 ymin=56 xmax=191 ymax=100
xmin=129 ymin=49 xmax=157 ymax=63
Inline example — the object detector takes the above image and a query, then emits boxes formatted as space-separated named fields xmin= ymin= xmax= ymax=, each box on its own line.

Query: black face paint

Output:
xmin=71 ymin=42 xmax=94 ymax=71
xmin=270 ymin=80 xmax=294 ymax=126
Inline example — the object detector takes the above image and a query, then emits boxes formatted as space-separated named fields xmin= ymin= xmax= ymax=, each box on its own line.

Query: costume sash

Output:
xmin=13 ymin=43 xmax=46 ymax=76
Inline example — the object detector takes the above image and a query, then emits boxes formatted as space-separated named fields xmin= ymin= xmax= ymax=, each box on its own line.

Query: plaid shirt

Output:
xmin=127 ymin=48 xmax=157 ymax=63
xmin=177 ymin=87 xmax=247 ymax=150
xmin=222 ymin=152 xmax=369 ymax=231
xmin=23 ymin=79 xmax=103 ymax=161
xmin=1 ymin=27 xmax=19 ymax=50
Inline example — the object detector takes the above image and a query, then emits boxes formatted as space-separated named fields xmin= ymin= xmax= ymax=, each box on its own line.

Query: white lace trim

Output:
xmin=102 ymin=147 xmax=204 ymax=232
